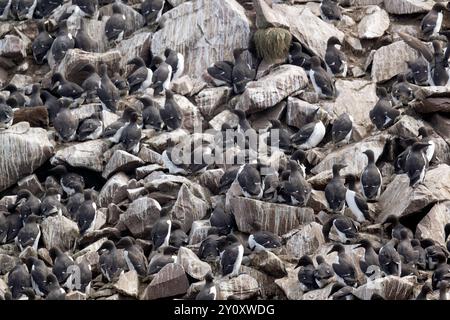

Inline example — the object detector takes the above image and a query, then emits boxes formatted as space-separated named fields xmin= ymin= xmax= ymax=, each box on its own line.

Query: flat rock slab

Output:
xmin=102 ymin=150 xmax=144 ymax=179
xmin=217 ymin=274 xmax=260 ymax=300
xmin=357 ymin=6 xmax=390 ymax=39
xmin=177 ymin=246 xmax=212 ymax=280
xmin=384 ymin=0 xmax=433 ymax=15
xmin=285 ymin=222 xmax=326 ymax=259
xmin=415 ymin=201 xmax=450 ymax=247
xmin=98 ymin=172 xmax=129 ymax=207
xmin=119 ymin=196 xmax=162 ymax=237
xmin=41 ymin=215 xmax=80 ymax=252
xmin=142 ymin=263 xmax=189 ymax=300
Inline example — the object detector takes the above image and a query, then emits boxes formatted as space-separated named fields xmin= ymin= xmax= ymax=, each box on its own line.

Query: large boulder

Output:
xmin=415 ymin=201 xmax=450 ymax=247
xmin=41 ymin=215 xmax=80 ymax=252
xmin=119 ymin=196 xmax=162 ymax=236
xmin=151 ymin=0 xmax=251 ymax=79
xmin=98 ymin=172 xmax=130 ymax=207
xmin=141 ymin=263 xmax=189 ymax=300
xmin=0 ymin=122 xmax=54 ymax=193
xmin=384 ymin=0 xmax=433 ymax=15
xmin=285 ymin=222 xmax=326 ymax=259
xmin=357 ymin=6 xmax=390 ymax=39
xmin=217 ymin=274 xmax=260 ymax=300
xmin=171 ymin=184 xmax=209 ymax=233
xmin=353 ymin=275 xmax=416 ymax=300
xmin=177 ymin=247 xmax=212 ymax=280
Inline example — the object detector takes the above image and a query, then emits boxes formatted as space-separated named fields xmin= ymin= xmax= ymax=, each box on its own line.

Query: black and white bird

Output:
xmin=40 ymin=188 xmax=65 ymax=217
xmin=290 ymin=108 xmax=326 ymax=150
xmin=405 ymin=142 xmax=430 ymax=187
xmin=151 ymin=210 xmax=172 ymax=250
xmin=45 ymin=274 xmax=66 ymax=300
xmin=323 ymin=214 xmax=358 ymax=244
xmin=280 ymin=160 xmax=311 ymax=206
xmin=164 ymin=48 xmax=184 ymax=80
xmin=127 ymin=57 xmax=153 ymax=94
xmin=16 ymin=214 xmax=41 ymax=252
xmin=232 ymin=48 xmax=256 ymax=94
xmin=345 ymin=175 xmax=370 ymax=223
xmin=356 ymin=239 xmax=380 ymax=278
xmin=327 ymin=244 xmax=357 ymax=287
xmin=32 ymin=20 xmax=53 ymax=64
xmin=3 ymin=84 xmax=26 ymax=107
xmin=431 ymin=253 xmax=450 ymax=290
xmin=295 ymin=255 xmax=318 ymax=292
xmin=407 ymin=57 xmax=430 ymax=86
xmin=266 ymin=119 xmax=291 ymax=151
xmin=53 ymin=98 xmax=79 ymax=142
xmin=218 ymin=165 xmax=240 ymax=195
xmin=4 ymin=212 xmax=23 ymax=243
xmin=138 ymin=96 xmax=163 ymax=130
xmin=28 ymin=84 xmax=43 ymax=107
xmin=42 ymin=90 xmax=61 ymax=124
xmin=160 ymin=89 xmax=182 ymax=130
xmin=98 ymin=63 xmax=119 ymax=112
xmin=288 ymin=42 xmax=310 ymax=68
xmin=320 ymin=0 xmax=342 ymax=22
xmin=247 ymin=225 xmax=282 ymax=252
xmin=382 ymin=215 xmax=413 ymax=240
xmin=325 ymin=164 xmax=347 ymax=213
xmin=0 ymin=97 xmax=13 ymax=129
xmin=391 ymin=73 xmax=414 ymax=107
xmin=314 ymin=256 xmax=335 ymax=288
xmin=361 ymin=149 xmax=382 ymax=201
xmin=331 ymin=113 xmax=353 ymax=146
xmin=75 ymin=19 xmax=97 ymax=52
xmin=147 ymin=247 xmax=178 ymax=275
xmin=151 ymin=56 xmax=172 ymax=95
xmin=49 ymin=247 xmax=74 ymax=285
xmin=196 ymin=272 xmax=217 ymax=300
xmin=34 ymin=0 xmax=63 ymax=18
xmin=27 ymin=256 xmax=50 ymax=297
xmin=102 ymin=106 xmax=135 ymax=141
xmin=369 ymin=87 xmax=400 ymax=130
xmin=420 ymin=3 xmax=446 ymax=39
xmin=51 ymin=73 xmax=84 ymax=99
xmin=77 ymin=113 xmax=103 ymax=141
xmin=10 ymin=189 xmax=41 ymax=220
xmin=378 ymin=239 xmax=402 ymax=277
xmin=325 ymin=36 xmax=347 ymax=77
xmin=7 ymin=264 xmax=31 ymax=300
xmin=141 ymin=0 xmax=164 ymax=25
xmin=105 ymin=3 xmax=126 ymax=43
xmin=236 ymin=163 xmax=264 ymax=199
xmin=220 ymin=234 xmax=244 ymax=278
xmin=207 ymin=60 xmax=234 ymax=86
xmin=48 ymin=164 xmax=85 ymax=196
xmin=118 ymin=110 xmax=142 ymax=154
xmin=418 ymin=127 xmax=435 ymax=164
xmin=50 ymin=21 xmax=74 ymax=65
xmin=75 ymin=190 xmax=98 ymax=235
xmin=308 ymin=56 xmax=335 ymax=99
xmin=416 ymin=283 xmax=433 ymax=300
xmin=431 ymin=40 xmax=449 ymax=86
xmin=111 ymin=72 xmax=129 ymax=95
xmin=117 ymin=236 xmax=148 ymax=277
xmin=397 ymin=229 xmax=419 ymax=265
xmin=98 ymin=240 xmax=128 ymax=282
xmin=209 ymin=202 xmax=236 ymax=236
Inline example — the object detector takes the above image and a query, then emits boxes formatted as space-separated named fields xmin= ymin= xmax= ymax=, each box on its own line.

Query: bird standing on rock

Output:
xmin=119 ymin=110 xmax=142 ymax=154
xmin=0 ymin=97 xmax=13 ymax=129
xmin=345 ymin=175 xmax=370 ymax=223
xmin=16 ymin=214 xmax=41 ymax=252
xmin=139 ymin=96 xmax=163 ymax=130
xmin=320 ymin=0 xmax=341 ymax=23
xmin=98 ymin=63 xmax=120 ymax=112
xmin=151 ymin=56 xmax=172 ymax=95
xmin=328 ymin=244 xmax=357 ymax=287
xmin=160 ymin=89 xmax=182 ymax=131
xmin=232 ymin=48 xmax=256 ymax=94
xmin=53 ymin=98 xmax=79 ymax=142
xmin=164 ymin=48 xmax=184 ymax=80
xmin=32 ymin=20 xmax=53 ymax=65
xmin=369 ymin=87 xmax=400 ymax=130
xmin=50 ymin=21 xmax=74 ymax=65
xmin=325 ymin=164 xmax=347 ymax=213
xmin=421 ymin=3 xmax=447 ymax=39
xmin=290 ymin=108 xmax=326 ymax=150
xmin=127 ymin=57 xmax=153 ymax=94
xmin=220 ymin=234 xmax=244 ymax=278
xmin=361 ymin=149 xmax=382 ymax=201
xmin=105 ymin=3 xmax=126 ymax=43
xmin=331 ymin=113 xmax=353 ymax=146
xmin=325 ymin=36 xmax=347 ymax=77
xmin=308 ymin=56 xmax=335 ymax=99
xmin=405 ymin=142 xmax=430 ymax=187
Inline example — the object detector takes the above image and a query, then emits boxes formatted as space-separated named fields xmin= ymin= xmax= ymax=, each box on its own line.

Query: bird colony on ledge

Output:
xmin=0 ymin=0 xmax=450 ymax=301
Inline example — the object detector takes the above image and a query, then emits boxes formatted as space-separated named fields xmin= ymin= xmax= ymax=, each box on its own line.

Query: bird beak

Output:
xmin=327 ymin=248 xmax=335 ymax=255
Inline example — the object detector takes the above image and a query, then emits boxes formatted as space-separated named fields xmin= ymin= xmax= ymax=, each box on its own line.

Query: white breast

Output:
xmin=305 ymin=121 xmax=326 ymax=149
xmin=345 ymin=190 xmax=366 ymax=223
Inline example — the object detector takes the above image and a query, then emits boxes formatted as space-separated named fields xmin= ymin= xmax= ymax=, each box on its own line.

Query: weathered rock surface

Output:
xmin=41 ymin=215 xmax=80 ymax=252
xmin=119 ymin=196 xmax=161 ymax=236
xmin=102 ymin=150 xmax=144 ymax=179
xmin=141 ymin=263 xmax=189 ymax=300
xmin=217 ymin=274 xmax=260 ymax=300
xmin=98 ymin=172 xmax=130 ymax=207
xmin=415 ymin=201 xmax=450 ymax=246
xmin=384 ymin=0 xmax=433 ymax=15
xmin=0 ymin=35 xmax=27 ymax=59
xmin=177 ymin=247 xmax=212 ymax=280
xmin=113 ymin=270 xmax=139 ymax=298
xmin=171 ymin=184 xmax=209 ymax=233
xmin=353 ymin=275 xmax=416 ymax=300
xmin=250 ymin=250 xmax=287 ymax=278
xmin=285 ymin=222 xmax=325 ymax=259
xmin=357 ymin=6 xmax=390 ymax=39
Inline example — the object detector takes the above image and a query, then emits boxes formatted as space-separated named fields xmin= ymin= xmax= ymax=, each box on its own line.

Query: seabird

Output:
xmin=3 ymin=84 xmax=26 ymax=107
xmin=361 ymin=149 xmax=382 ymax=201
xmin=45 ymin=274 xmax=66 ymax=300
xmin=323 ymin=214 xmax=358 ymax=244
xmin=327 ymin=244 xmax=357 ymax=287
xmin=345 ymin=175 xmax=370 ymax=223
xmin=7 ymin=264 xmax=31 ymax=300
xmin=161 ymin=140 xmax=189 ymax=175
xmin=98 ymin=240 xmax=128 ymax=282
xmin=394 ymin=137 xmax=417 ymax=174
xmin=207 ymin=60 xmax=234 ymax=86
xmin=118 ymin=110 xmax=142 ymax=154
xmin=40 ymin=188 xmax=65 ymax=217
xmin=141 ymin=0 xmax=164 ymax=25
xmin=329 ymin=283 xmax=355 ymax=300
xmin=0 ymin=97 xmax=13 ymax=129
xmin=151 ymin=210 xmax=172 ymax=250
xmin=98 ymin=63 xmax=119 ymax=112
xmin=138 ymin=96 xmax=163 ymax=130
xmin=66 ymin=184 xmax=84 ymax=219
xmin=220 ymin=234 xmax=244 ymax=278
xmin=218 ymin=165 xmax=240 ymax=194
xmin=164 ymin=48 xmax=184 ymax=80
xmin=418 ymin=127 xmax=435 ymax=164
xmin=77 ymin=113 xmax=103 ymax=141
xmin=320 ymin=0 xmax=342 ymax=22
xmin=52 ymin=73 xmax=84 ymax=99
xmin=295 ymin=255 xmax=318 ymax=292
xmin=331 ymin=113 xmax=353 ymax=146
xmin=397 ymin=229 xmax=419 ymax=265
xmin=209 ymin=202 xmax=236 ymax=236
xmin=416 ymin=283 xmax=433 ymax=300
xmin=309 ymin=56 xmax=335 ymax=99
xmin=314 ymin=256 xmax=335 ymax=288
xmin=198 ymin=232 xmax=222 ymax=261
xmin=48 ymin=164 xmax=85 ymax=196
xmin=369 ymin=87 xmax=400 ymax=130
xmin=382 ymin=215 xmax=413 ymax=240
xmin=420 ymin=3 xmax=446 ymax=39
xmin=411 ymin=239 xmax=427 ymax=270
xmin=147 ymin=247 xmax=178 ymax=275
xmin=439 ymin=280 xmax=449 ymax=300
xmin=356 ymin=239 xmax=380 ymax=278
xmin=49 ymin=247 xmax=74 ymax=285
xmin=111 ymin=72 xmax=129 ymax=95
xmin=290 ymin=107 xmax=326 ymax=150
xmin=16 ymin=214 xmax=41 ymax=252
xmin=127 ymin=57 xmax=153 ymax=94
xmin=151 ymin=56 xmax=172 ymax=95
xmin=10 ymin=189 xmax=41 ymax=220
xmin=407 ymin=57 xmax=430 ymax=86
xmin=378 ymin=239 xmax=402 ymax=276
xmin=75 ymin=19 xmax=97 ymax=52
xmin=405 ymin=142 xmax=430 ymax=187
xmin=102 ymin=106 xmax=135 ymax=141
xmin=262 ymin=168 xmax=280 ymax=202
xmin=53 ymin=98 xmax=79 ymax=142
xmin=73 ymin=0 xmax=98 ymax=18
xmin=75 ymin=190 xmax=98 ymax=234
xmin=5 ymin=212 xmax=23 ymax=243
xmin=325 ymin=164 xmax=347 ymax=213
xmin=266 ymin=119 xmax=291 ymax=151
xmin=236 ymin=163 xmax=264 ymax=199
xmin=280 ymin=160 xmax=311 ymax=206
xmin=196 ymin=272 xmax=217 ymax=300
xmin=28 ymin=84 xmax=43 ymax=107
xmin=423 ymin=239 xmax=448 ymax=270
xmin=325 ymin=36 xmax=347 ymax=77
xmin=50 ymin=21 xmax=74 ymax=65
xmin=169 ymin=228 xmax=189 ymax=248
xmin=431 ymin=253 xmax=450 ymax=290
xmin=27 ymin=256 xmax=50 ymax=296
xmin=32 ymin=20 xmax=53 ymax=64
xmin=288 ymin=42 xmax=310 ymax=68
xmin=391 ymin=73 xmax=414 ymax=107
xmin=42 ymin=90 xmax=61 ymax=124
xmin=431 ymin=40 xmax=449 ymax=86
xmin=117 ymin=236 xmax=148 ymax=277
xmin=247 ymin=224 xmax=282 ymax=252
xmin=0 ymin=211 xmax=7 ymax=243
xmin=160 ymin=89 xmax=182 ymax=130
xmin=105 ymin=3 xmax=126 ymax=43
xmin=232 ymin=48 xmax=256 ymax=94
